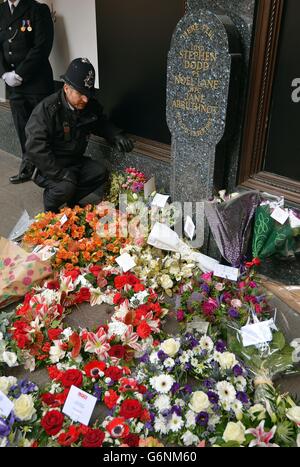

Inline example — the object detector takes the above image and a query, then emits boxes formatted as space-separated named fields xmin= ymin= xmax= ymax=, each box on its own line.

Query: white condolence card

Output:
xmin=63 ymin=385 xmax=97 ymax=426
xmin=116 ymin=253 xmax=136 ymax=272
xmin=0 ymin=390 xmax=14 ymax=418
xmin=144 ymin=177 xmax=156 ymax=199
xmin=213 ymin=264 xmax=239 ymax=281
xmin=241 ymin=320 xmax=276 ymax=347
xmin=151 ymin=193 xmax=170 ymax=208
xmin=270 ymin=206 xmax=289 ymax=225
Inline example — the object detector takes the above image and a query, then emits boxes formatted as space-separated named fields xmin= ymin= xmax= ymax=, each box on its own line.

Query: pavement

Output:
xmin=0 ymin=148 xmax=300 ymax=399
xmin=0 ymin=149 xmax=44 ymax=239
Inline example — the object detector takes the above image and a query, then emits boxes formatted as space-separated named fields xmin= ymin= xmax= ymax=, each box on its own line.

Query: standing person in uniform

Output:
xmin=0 ymin=0 xmax=54 ymax=184
xmin=25 ymin=58 xmax=134 ymax=213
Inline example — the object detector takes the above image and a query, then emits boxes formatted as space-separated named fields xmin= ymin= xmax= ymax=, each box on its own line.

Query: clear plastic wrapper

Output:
xmin=227 ymin=312 xmax=300 ymax=403
xmin=8 ymin=210 xmax=34 ymax=242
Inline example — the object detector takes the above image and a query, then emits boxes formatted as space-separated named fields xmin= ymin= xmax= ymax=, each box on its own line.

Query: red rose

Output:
xmin=75 ymin=287 xmax=91 ymax=303
xmin=41 ymin=410 xmax=64 ymax=436
xmin=84 ymin=361 xmax=106 ymax=378
xmin=108 ymin=345 xmax=126 ymax=360
xmin=127 ymin=274 xmax=140 ymax=286
xmin=137 ymin=321 xmax=152 ymax=339
xmin=56 ymin=389 xmax=70 ymax=405
xmin=89 ymin=265 xmax=102 ymax=277
xmin=82 ymin=429 xmax=105 ymax=448
xmin=61 ymin=369 xmax=83 ymax=388
xmin=41 ymin=392 xmax=61 ymax=408
xmin=113 ymin=293 xmax=125 ymax=305
xmin=119 ymin=399 xmax=143 ymax=419
xmin=104 ymin=389 xmax=119 ymax=409
xmin=123 ymin=434 xmax=140 ymax=447
xmin=133 ymin=283 xmax=145 ymax=293
xmin=14 ymin=333 xmax=29 ymax=349
xmin=48 ymin=329 xmax=63 ymax=341
xmin=104 ymin=366 xmax=123 ymax=381
xmin=114 ymin=275 xmax=128 ymax=289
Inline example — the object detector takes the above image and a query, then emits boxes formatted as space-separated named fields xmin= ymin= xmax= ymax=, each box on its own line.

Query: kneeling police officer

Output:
xmin=25 ymin=57 xmax=134 ymax=212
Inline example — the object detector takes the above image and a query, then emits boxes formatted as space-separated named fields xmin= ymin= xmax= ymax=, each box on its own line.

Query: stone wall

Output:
xmin=0 ymin=1 xmax=256 ymax=196
xmin=0 ymin=105 xmax=171 ymax=193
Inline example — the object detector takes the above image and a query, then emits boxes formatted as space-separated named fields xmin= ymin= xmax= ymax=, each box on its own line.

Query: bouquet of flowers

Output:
xmin=118 ymin=243 xmax=198 ymax=295
xmin=108 ymin=167 xmax=148 ymax=206
xmin=174 ymin=270 xmax=271 ymax=335
xmin=23 ymin=204 xmax=128 ymax=270
xmin=227 ymin=326 xmax=300 ymax=405
xmin=130 ymin=333 xmax=253 ymax=446
xmin=0 ymin=377 xmax=39 ymax=447
xmin=215 ymin=385 xmax=300 ymax=447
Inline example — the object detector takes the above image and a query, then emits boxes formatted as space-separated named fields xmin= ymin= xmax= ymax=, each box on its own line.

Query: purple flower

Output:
xmin=211 ymin=404 xmax=221 ymax=413
xmin=145 ymin=422 xmax=153 ymax=430
xmin=233 ymin=365 xmax=243 ymax=377
xmin=145 ymin=391 xmax=155 ymax=401
xmin=139 ymin=353 xmax=150 ymax=363
xmin=157 ymin=350 xmax=168 ymax=362
xmin=185 ymin=363 xmax=192 ymax=371
xmin=185 ymin=334 xmax=199 ymax=348
xmin=171 ymin=405 xmax=182 ymax=416
xmin=228 ymin=308 xmax=240 ymax=319
xmin=215 ymin=340 xmax=226 ymax=352
xmin=202 ymin=378 xmax=215 ymax=389
xmin=171 ymin=382 xmax=180 ymax=394
xmin=236 ymin=391 xmax=249 ymax=404
xmin=150 ymin=412 xmax=156 ymax=422
xmin=0 ymin=418 xmax=11 ymax=438
xmin=207 ymin=391 xmax=219 ymax=404
xmin=196 ymin=411 xmax=209 ymax=426
xmin=183 ymin=384 xmax=193 ymax=394
xmin=201 ymin=284 xmax=210 ymax=294
xmin=93 ymin=385 xmax=102 ymax=401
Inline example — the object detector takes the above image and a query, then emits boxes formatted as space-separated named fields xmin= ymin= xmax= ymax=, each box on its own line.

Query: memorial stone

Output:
xmin=167 ymin=9 xmax=235 ymax=203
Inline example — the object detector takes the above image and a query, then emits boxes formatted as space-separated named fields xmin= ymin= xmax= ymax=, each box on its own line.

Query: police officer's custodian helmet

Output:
xmin=61 ymin=58 xmax=95 ymax=97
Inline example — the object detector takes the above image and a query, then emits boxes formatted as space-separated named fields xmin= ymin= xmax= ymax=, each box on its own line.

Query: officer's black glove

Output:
xmin=112 ymin=134 xmax=134 ymax=153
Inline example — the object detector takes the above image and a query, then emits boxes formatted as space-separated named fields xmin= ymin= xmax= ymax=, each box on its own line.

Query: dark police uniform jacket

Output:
xmin=0 ymin=0 xmax=54 ymax=95
xmin=25 ymin=89 xmax=122 ymax=182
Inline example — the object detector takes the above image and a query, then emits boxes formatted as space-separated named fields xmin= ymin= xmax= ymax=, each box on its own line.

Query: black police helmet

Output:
xmin=61 ymin=58 xmax=96 ymax=98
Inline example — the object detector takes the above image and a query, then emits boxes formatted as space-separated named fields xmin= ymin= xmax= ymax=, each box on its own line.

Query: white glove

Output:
xmin=2 ymin=71 xmax=23 ymax=87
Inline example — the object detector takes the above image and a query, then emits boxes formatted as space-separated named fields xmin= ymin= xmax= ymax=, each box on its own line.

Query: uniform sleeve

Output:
xmin=0 ymin=49 xmax=7 ymax=77
xmin=91 ymin=99 xmax=123 ymax=143
xmin=0 ymin=26 xmax=8 ymax=77
xmin=15 ymin=4 xmax=54 ymax=82
xmin=25 ymin=103 xmax=68 ymax=181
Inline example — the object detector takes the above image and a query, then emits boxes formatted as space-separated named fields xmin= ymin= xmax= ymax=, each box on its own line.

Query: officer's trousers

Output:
xmin=10 ymin=93 xmax=49 ymax=176
xmin=34 ymin=158 xmax=109 ymax=213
